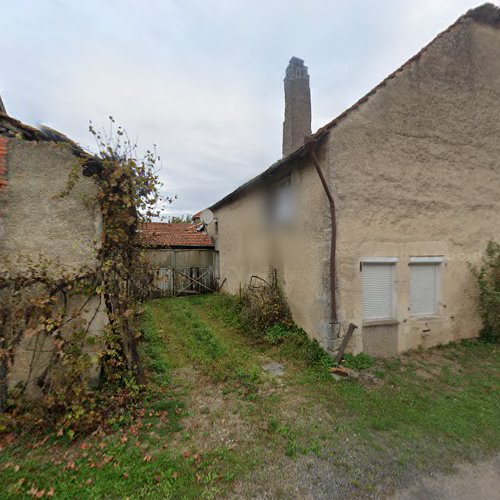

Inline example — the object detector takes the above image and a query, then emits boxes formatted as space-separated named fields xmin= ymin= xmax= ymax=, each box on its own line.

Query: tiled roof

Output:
xmin=139 ymin=222 xmax=214 ymax=248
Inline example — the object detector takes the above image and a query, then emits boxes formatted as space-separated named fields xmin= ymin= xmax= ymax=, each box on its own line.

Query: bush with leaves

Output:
xmin=473 ymin=241 xmax=500 ymax=343
xmin=235 ymin=273 xmax=332 ymax=369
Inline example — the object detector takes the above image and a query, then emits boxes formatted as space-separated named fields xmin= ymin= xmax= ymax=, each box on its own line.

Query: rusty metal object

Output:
xmin=334 ymin=323 xmax=358 ymax=363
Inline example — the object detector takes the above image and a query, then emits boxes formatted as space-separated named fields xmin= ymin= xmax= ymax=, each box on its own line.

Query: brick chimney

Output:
xmin=282 ymin=57 xmax=311 ymax=157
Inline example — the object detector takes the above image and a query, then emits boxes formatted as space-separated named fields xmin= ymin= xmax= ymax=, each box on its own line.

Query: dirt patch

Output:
xmin=172 ymin=369 xmax=258 ymax=453
xmin=392 ymin=453 xmax=500 ymax=500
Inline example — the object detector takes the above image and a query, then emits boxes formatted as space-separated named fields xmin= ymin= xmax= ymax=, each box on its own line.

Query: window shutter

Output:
xmin=362 ymin=264 xmax=394 ymax=321
xmin=409 ymin=264 xmax=437 ymax=316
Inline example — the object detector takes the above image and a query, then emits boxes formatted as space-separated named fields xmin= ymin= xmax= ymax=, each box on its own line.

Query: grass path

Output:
xmin=1 ymin=295 xmax=499 ymax=498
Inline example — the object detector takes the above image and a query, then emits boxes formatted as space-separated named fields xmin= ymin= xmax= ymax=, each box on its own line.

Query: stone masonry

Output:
xmin=282 ymin=57 xmax=311 ymax=157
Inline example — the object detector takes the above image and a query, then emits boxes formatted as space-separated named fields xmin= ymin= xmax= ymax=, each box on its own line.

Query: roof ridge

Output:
xmin=209 ymin=4 xmax=496 ymax=211
xmin=311 ymin=4 xmax=495 ymax=141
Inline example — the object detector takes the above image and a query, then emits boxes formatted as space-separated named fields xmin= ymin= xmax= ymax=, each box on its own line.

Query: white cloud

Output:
xmin=1 ymin=0 xmax=492 ymax=215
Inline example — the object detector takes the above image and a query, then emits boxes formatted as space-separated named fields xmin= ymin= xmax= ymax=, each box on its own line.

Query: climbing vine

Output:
xmin=0 ymin=118 xmax=171 ymax=434
xmin=474 ymin=241 xmax=500 ymax=343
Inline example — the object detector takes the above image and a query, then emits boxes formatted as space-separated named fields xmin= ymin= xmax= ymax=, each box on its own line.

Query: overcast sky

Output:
xmin=0 ymin=0 xmax=494 ymax=216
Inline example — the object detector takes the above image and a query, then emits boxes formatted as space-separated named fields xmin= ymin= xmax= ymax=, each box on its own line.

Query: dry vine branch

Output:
xmin=0 ymin=117 xmax=173 ymax=434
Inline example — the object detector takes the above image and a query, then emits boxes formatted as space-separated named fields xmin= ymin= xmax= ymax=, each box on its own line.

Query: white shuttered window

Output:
xmin=362 ymin=263 xmax=395 ymax=321
xmin=409 ymin=263 xmax=439 ymax=316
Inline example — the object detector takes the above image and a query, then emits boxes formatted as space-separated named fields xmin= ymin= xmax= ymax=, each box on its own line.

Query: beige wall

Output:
xmin=0 ymin=140 xmax=101 ymax=273
xmin=325 ymin=19 xmax=500 ymax=355
xmin=209 ymin=18 xmax=500 ymax=356
xmin=208 ymin=159 xmax=332 ymax=346
xmin=0 ymin=139 xmax=106 ymax=393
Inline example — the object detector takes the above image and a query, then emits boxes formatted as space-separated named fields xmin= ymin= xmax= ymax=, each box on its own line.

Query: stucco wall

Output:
xmin=209 ymin=18 xmax=500 ymax=357
xmin=0 ymin=140 xmax=101 ymax=273
xmin=0 ymin=139 xmax=105 ymax=394
xmin=324 ymin=19 xmax=500 ymax=355
xmin=208 ymin=159 xmax=332 ymax=346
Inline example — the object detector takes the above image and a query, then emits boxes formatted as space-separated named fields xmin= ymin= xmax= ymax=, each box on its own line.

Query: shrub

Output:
xmin=474 ymin=241 xmax=500 ymax=343
xmin=266 ymin=324 xmax=333 ymax=368
xmin=227 ymin=274 xmax=333 ymax=369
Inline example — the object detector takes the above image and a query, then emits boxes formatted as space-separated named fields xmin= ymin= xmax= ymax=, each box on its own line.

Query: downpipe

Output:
xmin=306 ymin=139 xmax=357 ymax=355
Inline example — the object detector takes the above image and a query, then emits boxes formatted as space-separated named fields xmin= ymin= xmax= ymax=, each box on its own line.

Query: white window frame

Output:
xmin=408 ymin=256 xmax=444 ymax=318
xmin=361 ymin=258 xmax=398 ymax=323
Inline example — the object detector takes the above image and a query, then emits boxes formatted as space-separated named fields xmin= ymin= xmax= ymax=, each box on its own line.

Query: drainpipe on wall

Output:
xmin=306 ymin=138 xmax=358 ymax=356
xmin=306 ymin=139 xmax=338 ymax=333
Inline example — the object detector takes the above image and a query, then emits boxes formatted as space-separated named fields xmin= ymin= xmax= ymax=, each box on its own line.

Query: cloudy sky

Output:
xmin=0 ymin=0 xmax=492 ymax=216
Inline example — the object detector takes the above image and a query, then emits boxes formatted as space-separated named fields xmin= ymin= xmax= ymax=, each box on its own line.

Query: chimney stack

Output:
xmin=282 ymin=57 xmax=311 ymax=157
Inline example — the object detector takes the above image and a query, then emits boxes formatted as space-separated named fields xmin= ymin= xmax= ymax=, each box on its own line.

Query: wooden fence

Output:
xmin=151 ymin=265 xmax=216 ymax=297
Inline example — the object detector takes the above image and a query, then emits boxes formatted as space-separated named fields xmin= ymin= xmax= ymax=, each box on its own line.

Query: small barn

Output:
xmin=139 ymin=222 xmax=216 ymax=296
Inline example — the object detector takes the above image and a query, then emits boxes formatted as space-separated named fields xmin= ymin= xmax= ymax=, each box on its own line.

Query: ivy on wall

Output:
xmin=0 ymin=118 xmax=171 ymax=435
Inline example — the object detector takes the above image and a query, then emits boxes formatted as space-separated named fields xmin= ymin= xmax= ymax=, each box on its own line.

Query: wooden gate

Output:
xmin=152 ymin=265 xmax=216 ymax=296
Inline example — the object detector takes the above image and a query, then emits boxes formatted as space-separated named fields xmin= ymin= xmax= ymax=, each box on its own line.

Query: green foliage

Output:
xmin=267 ymin=416 xmax=279 ymax=433
xmin=278 ymin=327 xmax=333 ymax=369
xmin=164 ymin=214 xmax=193 ymax=224
xmin=473 ymin=241 xmax=500 ymax=343
xmin=264 ymin=323 xmax=293 ymax=344
xmin=207 ymin=290 xmax=333 ymax=371
xmin=0 ymin=117 xmax=170 ymax=435
xmin=342 ymin=353 xmax=375 ymax=371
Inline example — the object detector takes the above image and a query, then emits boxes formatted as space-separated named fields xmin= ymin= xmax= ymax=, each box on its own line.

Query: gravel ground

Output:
xmin=232 ymin=449 xmax=500 ymax=499
xmin=392 ymin=453 xmax=500 ymax=500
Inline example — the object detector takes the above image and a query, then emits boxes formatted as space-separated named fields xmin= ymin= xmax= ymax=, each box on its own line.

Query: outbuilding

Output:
xmin=139 ymin=222 xmax=216 ymax=296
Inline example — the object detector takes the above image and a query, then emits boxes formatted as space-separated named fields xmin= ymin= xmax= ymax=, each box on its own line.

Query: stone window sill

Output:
xmin=409 ymin=315 xmax=442 ymax=322
xmin=362 ymin=319 xmax=399 ymax=328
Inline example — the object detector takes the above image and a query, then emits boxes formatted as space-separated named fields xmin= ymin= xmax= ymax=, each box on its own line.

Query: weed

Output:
xmin=472 ymin=241 xmax=500 ymax=343
xmin=268 ymin=416 xmax=279 ymax=433
xmin=342 ymin=353 xmax=375 ymax=371
xmin=265 ymin=323 xmax=293 ymax=344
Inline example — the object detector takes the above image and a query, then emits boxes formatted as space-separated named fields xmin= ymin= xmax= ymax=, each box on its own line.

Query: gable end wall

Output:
xmin=326 ymin=19 xmax=500 ymax=355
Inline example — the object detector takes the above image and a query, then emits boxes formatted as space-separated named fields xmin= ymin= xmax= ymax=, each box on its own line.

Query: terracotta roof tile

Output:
xmin=139 ymin=222 xmax=214 ymax=248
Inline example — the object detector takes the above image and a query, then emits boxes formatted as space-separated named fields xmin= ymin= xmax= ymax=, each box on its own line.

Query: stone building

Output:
xmin=206 ymin=4 xmax=500 ymax=356
xmin=0 ymin=110 xmax=107 ymax=397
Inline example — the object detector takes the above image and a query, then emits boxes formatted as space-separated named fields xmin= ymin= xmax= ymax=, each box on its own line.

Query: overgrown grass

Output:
xmin=1 ymin=294 xmax=499 ymax=498
xmin=195 ymin=294 xmax=500 ymax=471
